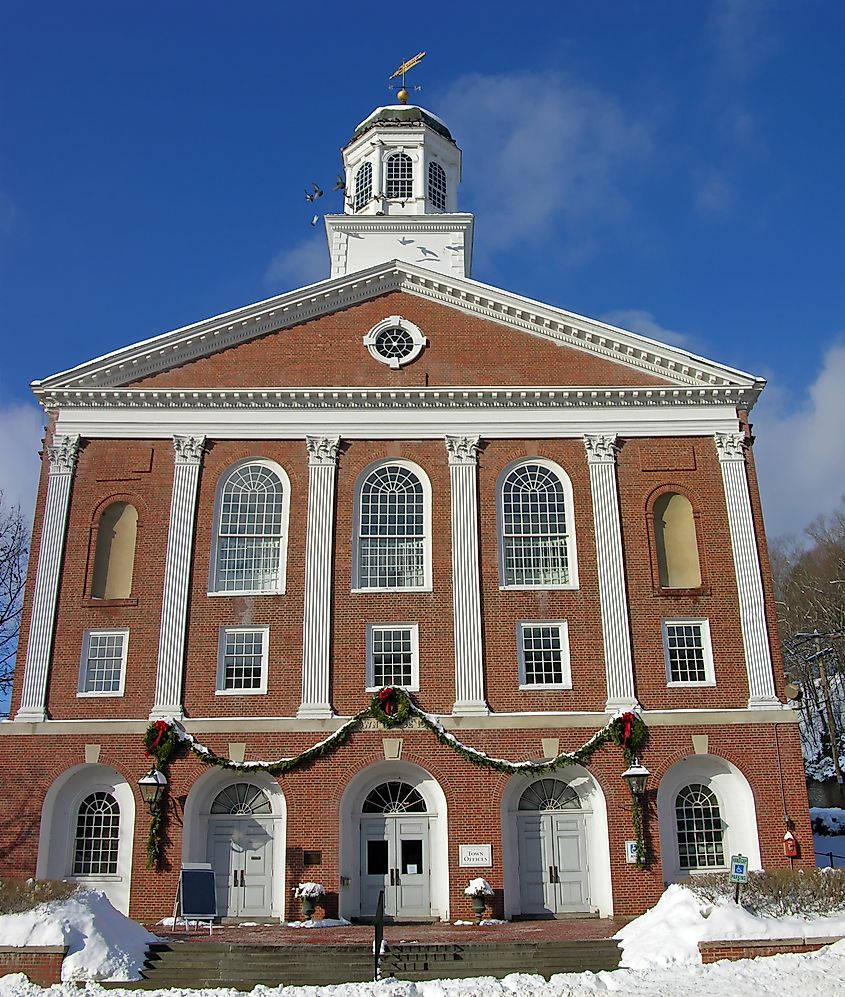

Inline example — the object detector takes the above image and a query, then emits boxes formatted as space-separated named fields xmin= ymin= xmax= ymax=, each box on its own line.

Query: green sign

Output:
xmin=729 ymin=854 xmax=749 ymax=883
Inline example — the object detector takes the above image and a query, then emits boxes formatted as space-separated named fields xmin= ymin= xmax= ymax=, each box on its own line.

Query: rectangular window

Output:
xmin=663 ymin=619 xmax=715 ymax=685
xmin=217 ymin=627 xmax=269 ymax=694
xmin=78 ymin=630 xmax=128 ymax=696
xmin=517 ymin=621 xmax=571 ymax=689
xmin=366 ymin=624 xmax=419 ymax=691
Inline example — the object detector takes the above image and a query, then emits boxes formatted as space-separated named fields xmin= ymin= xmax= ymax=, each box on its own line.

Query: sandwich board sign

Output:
xmin=729 ymin=854 xmax=749 ymax=883
xmin=176 ymin=863 xmax=217 ymax=932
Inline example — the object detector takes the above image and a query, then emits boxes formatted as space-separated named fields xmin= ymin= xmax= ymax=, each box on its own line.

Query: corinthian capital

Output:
xmin=445 ymin=435 xmax=481 ymax=465
xmin=46 ymin=434 xmax=81 ymax=475
xmin=172 ymin=435 xmax=206 ymax=464
xmin=714 ymin=432 xmax=746 ymax=462
xmin=306 ymin=436 xmax=341 ymax=466
xmin=583 ymin=434 xmax=618 ymax=464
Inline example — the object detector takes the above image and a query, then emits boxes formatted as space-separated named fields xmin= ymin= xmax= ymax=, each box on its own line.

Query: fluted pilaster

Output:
xmin=715 ymin=432 xmax=778 ymax=707
xmin=298 ymin=436 xmax=340 ymax=719
xmin=15 ymin=434 xmax=80 ymax=722
xmin=584 ymin=435 xmax=638 ymax=712
xmin=150 ymin=435 xmax=205 ymax=719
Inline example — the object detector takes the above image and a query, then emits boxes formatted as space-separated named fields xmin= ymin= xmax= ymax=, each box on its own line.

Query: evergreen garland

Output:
xmin=142 ymin=689 xmax=649 ymax=867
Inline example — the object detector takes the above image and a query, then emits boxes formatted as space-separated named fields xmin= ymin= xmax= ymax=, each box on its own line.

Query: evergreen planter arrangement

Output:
xmin=464 ymin=878 xmax=494 ymax=923
xmin=294 ymin=882 xmax=324 ymax=920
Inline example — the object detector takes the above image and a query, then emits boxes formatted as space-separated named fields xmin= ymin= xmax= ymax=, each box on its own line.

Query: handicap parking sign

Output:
xmin=729 ymin=854 xmax=749 ymax=883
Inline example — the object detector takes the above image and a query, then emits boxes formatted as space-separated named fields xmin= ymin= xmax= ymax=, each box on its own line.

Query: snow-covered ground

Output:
xmin=2 ymin=885 xmax=845 ymax=995
xmin=813 ymin=807 xmax=845 ymax=868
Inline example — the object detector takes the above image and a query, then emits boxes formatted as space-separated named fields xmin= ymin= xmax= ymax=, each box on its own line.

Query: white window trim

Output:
xmin=216 ymin=625 xmax=270 ymax=695
xmin=365 ymin=622 xmax=420 ymax=692
xmin=496 ymin=457 xmax=579 ymax=590
xmin=208 ymin=458 xmax=291 ymax=596
xmin=516 ymin=620 xmax=572 ymax=690
xmin=363 ymin=315 xmax=427 ymax=369
xmin=674 ymin=782 xmax=728 ymax=874
xmin=352 ymin=458 xmax=433 ymax=592
xmin=663 ymin=618 xmax=716 ymax=687
xmin=77 ymin=629 xmax=129 ymax=698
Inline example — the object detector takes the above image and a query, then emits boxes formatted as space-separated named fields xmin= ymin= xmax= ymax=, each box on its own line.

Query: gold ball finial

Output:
xmin=397 ymin=87 xmax=409 ymax=104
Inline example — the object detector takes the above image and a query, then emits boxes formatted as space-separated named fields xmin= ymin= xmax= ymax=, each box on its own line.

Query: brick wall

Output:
xmin=0 ymin=947 xmax=66 ymax=985
xmin=699 ymin=937 xmax=841 ymax=962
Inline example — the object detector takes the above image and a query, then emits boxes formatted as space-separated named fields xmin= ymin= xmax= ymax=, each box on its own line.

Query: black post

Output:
xmin=734 ymin=882 xmax=741 ymax=905
xmin=374 ymin=889 xmax=385 ymax=982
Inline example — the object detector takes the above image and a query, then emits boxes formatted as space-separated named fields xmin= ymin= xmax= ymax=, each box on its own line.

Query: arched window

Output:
xmin=363 ymin=782 xmax=427 ymax=813
xmin=91 ymin=502 xmax=137 ymax=599
xmin=675 ymin=784 xmax=725 ymax=870
xmin=385 ymin=152 xmax=413 ymax=200
xmin=428 ymin=161 xmax=446 ymax=210
xmin=500 ymin=462 xmax=576 ymax=587
xmin=355 ymin=462 xmax=429 ymax=590
xmin=654 ymin=492 xmax=701 ymax=588
xmin=354 ymin=162 xmax=372 ymax=211
xmin=212 ymin=461 xmax=287 ymax=594
xmin=72 ymin=791 xmax=120 ymax=876
xmin=518 ymin=779 xmax=580 ymax=811
xmin=211 ymin=783 xmax=272 ymax=815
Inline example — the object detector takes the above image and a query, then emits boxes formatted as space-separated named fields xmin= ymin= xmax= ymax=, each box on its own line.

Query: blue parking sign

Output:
xmin=729 ymin=854 xmax=749 ymax=883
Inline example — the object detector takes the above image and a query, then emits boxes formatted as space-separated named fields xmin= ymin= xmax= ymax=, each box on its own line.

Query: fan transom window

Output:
xmin=502 ymin=463 xmax=571 ymax=586
xmin=428 ymin=161 xmax=447 ymax=210
xmin=675 ymin=784 xmax=725 ymax=870
xmin=214 ymin=463 xmax=285 ymax=593
xmin=73 ymin=792 xmax=120 ymax=875
xmin=363 ymin=781 xmax=427 ymax=813
xmin=386 ymin=152 xmax=413 ymax=200
xmin=211 ymin=783 xmax=272 ymax=815
xmin=354 ymin=161 xmax=372 ymax=211
xmin=357 ymin=464 xmax=426 ymax=589
xmin=518 ymin=779 xmax=579 ymax=811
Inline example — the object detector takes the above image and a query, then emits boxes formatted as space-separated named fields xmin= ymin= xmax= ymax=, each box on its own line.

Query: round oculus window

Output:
xmin=363 ymin=316 xmax=426 ymax=369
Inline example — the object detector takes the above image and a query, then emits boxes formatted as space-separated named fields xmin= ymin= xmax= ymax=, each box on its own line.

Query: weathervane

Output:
xmin=388 ymin=51 xmax=426 ymax=104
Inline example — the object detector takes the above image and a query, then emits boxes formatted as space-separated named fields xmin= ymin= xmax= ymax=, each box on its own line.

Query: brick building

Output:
xmin=1 ymin=99 xmax=811 ymax=923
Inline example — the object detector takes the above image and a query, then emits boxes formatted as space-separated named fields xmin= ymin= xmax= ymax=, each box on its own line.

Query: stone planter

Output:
xmin=301 ymin=896 xmax=316 ymax=919
xmin=471 ymin=894 xmax=487 ymax=922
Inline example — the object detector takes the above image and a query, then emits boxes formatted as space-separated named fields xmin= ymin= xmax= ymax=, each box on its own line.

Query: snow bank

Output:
xmin=0 ymin=889 xmax=158 ymax=982
xmin=615 ymin=883 xmax=845 ymax=969
xmin=812 ymin=806 xmax=845 ymax=835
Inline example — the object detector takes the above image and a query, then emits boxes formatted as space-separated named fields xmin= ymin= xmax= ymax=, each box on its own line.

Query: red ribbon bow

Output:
xmin=149 ymin=720 xmax=171 ymax=750
xmin=378 ymin=687 xmax=397 ymax=715
xmin=620 ymin=712 xmax=635 ymax=747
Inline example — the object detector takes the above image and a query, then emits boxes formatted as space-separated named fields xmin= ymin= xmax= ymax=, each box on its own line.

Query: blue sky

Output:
xmin=1 ymin=0 xmax=843 ymax=538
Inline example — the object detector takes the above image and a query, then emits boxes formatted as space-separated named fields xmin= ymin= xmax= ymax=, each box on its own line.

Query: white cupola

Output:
xmin=324 ymin=100 xmax=474 ymax=279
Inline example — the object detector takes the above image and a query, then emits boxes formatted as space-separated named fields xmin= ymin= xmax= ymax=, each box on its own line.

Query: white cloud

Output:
xmin=753 ymin=340 xmax=845 ymax=538
xmin=711 ymin=0 xmax=779 ymax=77
xmin=264 ymin=236 xmax=329 ymax=291
xmin=692 ymin=168 xmax=735 ymax=219
xmin=599 ymin=309 xmax=694 ymax=350
xmin=0 ymin=402 xmax=44 ymax=523
xmin=438 ymin=72 xmax=652 ymax=255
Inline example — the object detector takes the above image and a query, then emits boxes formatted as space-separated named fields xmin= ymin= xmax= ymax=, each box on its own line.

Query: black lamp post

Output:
xmin=621 ymin=758 xmax=650 ymax=800
xmin=138 ymin=767 xmax=168 ymax=813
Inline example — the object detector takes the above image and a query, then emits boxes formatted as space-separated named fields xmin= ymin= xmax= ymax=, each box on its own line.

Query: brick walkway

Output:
xmin=149 ymin=917 xmax=629 ymax=947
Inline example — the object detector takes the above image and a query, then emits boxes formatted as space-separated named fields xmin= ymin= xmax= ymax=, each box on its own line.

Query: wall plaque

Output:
xmin=459 ymin=844 xmax=492 ymax=867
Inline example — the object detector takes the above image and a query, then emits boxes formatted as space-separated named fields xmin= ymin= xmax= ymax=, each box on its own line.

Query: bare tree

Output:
xmin=771 ymin=499 xmax=845 ymax=782
xmin=0 ymin=494 xmax=28 ymax=697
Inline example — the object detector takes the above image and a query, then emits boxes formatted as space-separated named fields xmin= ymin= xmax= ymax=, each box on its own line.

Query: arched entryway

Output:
xmin=502 ymin=766 xmax=612 ymax=918
xmin=339 ymin=761 xmax=448 ymax=921
xmin=182 ymin=770 xmax=286 ymax=920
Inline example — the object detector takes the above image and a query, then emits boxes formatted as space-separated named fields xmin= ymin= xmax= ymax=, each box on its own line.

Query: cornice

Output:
xmin=325 ymin=214 xmax=474 ymax=235
xmin=32 ymin=261 xmax=765 ymax=401
xmin=37 ymin=385 xmax=758 ymax=411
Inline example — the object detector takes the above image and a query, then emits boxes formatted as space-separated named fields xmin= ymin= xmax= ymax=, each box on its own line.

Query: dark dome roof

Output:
xmin=350 ymin=105 xmax=454 ymax=144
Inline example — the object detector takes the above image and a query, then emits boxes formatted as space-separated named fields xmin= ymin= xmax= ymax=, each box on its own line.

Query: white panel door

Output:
xmin=208 ymin=819 xmax=274 ymax=918
xmin=359 ymin=817 xmax=431 ymax=918
xmin=517 ymin=812 xmax=590 ymax=915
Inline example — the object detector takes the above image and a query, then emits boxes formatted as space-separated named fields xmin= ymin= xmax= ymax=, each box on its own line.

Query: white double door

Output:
xmin=517 ymin=812 xmax=590 ymax=915
xmin=360 ymin=816 xmax=431 ymax=919
xmin=208 ymin=818 xmax=274 ymax=918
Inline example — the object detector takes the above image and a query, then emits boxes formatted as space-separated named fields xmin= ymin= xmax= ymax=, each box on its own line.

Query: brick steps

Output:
xmin=110 ymin=938 xmax=621 ymax=989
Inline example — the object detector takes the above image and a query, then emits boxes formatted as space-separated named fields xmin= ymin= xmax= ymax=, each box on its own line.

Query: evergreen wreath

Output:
xmin=142 ymin=688 xmax=649 ymax=867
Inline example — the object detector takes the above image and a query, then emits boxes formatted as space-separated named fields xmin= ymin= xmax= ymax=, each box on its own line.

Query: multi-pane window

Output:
xmin=428 ymin=161 xmax=447 ymax=210
xmin=366 ymin=624 xmax=419 ymax=690
xmin=79 ymin=630 xmax=128 ymax=696
xmin=663 ymin=620 xmax=714 ymax=685
xmin=217 ymin=627 xmax=268 ymax=693
xmin=518 ymin=621 xmax=571 ymax=688
xmin=72 ymin=792 xmax=120 ymax=876
xmin=386 ymin=152 xmax=413 ymax=200
xmin=213 ymin=462 xmax=285 ymax=593
xmin=356 ymin=463 xmax=428 ymax=589
xmin=676 ymin=784 xmax=726 ymax=870
xmin=354 ymin=162 xmax=372 ymax=211
xmin=501 ymin=463 xmax=572 ymax=587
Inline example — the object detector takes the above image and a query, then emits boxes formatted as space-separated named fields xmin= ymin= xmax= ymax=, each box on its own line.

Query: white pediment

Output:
xmin=33 ymin=260 xmax=764 ymax=407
